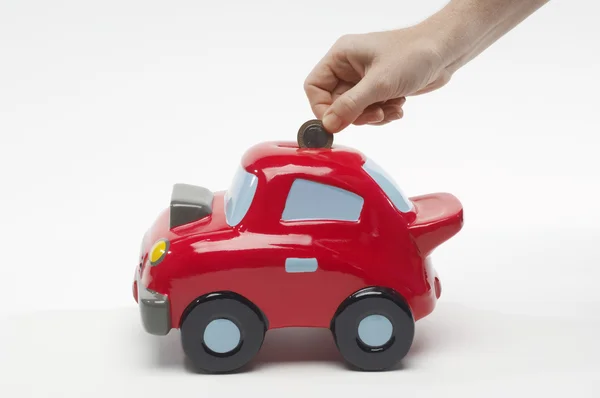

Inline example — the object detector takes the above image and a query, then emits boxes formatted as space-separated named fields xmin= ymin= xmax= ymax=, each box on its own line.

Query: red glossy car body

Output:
xmin=133 ymin=141 xmax=463 ymax=335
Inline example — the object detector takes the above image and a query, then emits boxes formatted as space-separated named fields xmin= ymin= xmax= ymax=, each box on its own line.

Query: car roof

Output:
xmin=241 ymin=141 xmax=367 ymax=176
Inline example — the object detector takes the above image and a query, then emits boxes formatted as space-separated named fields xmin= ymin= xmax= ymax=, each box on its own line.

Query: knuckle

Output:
xmin=332 ymin=34 xmax=358 ymax=55
xmin=303 ymin=78 xmax=311 ymax=94
xmin=335 ymin=33 xmax=355 ymax=46
xmin=330 ymin=46 xmax=347 ymax=61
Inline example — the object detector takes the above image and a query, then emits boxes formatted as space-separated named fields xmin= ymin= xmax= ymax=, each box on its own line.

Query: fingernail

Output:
xmin=323 ymin=112 xmax=342 ymax=132
xmin=389 ymin=112 xmax=402 ymax=120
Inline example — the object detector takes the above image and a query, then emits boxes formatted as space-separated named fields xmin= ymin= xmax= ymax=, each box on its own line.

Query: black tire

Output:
xmin=180 ymin=292 xmax=267 ymax=373
xmin=331 ymin=287 xmax=415 ymax=371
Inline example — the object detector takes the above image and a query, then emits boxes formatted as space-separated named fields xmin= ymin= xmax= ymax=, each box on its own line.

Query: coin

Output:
xmin=297 ymin=119 xmax=334 ymax=149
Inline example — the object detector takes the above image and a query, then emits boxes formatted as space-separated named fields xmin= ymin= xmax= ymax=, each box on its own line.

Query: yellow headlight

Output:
xmin=149 ymin=239 xmax=169 ymax=266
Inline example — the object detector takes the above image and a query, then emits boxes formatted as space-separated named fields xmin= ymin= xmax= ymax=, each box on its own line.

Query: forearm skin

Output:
xmin=422 ymin=0 xmax=550 ymax=73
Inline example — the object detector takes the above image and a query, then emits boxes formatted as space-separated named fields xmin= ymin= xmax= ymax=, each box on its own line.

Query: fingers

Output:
xmin=304 ymin=55 xmax=340 ymax=119
xmin=322 ymin=74 xmax=384 ymax=133
xmin=368 ymin=107 xmax=404 ymax=126
xmin=353 ymin=101 xmax=389 ymax=125
xmin=353 ymin=97 xmax=405 ymax=126
xmin=304 ymin=40 xmax=364 ymax=120
xmin=353 ymin=105 xmax=385 ymax=125
xmin=380 ymin=97 xmax=405 ymax=122
xmin=306 ymin=61 xmax=407 ymax=130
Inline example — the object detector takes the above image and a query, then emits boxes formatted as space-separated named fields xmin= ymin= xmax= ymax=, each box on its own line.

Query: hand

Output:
xmin=304 ymin=27 xmax=452 ymax=133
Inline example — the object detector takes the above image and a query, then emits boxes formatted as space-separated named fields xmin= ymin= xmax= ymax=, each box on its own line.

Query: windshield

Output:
xmin=224 ymin=166 xmax=258 ymax=227
xmin=362 ymin=158 xmax=413 ymax=213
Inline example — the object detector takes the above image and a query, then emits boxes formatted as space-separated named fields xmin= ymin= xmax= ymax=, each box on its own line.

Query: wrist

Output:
xmin=416 ymin=2 xmax=488 ymax=73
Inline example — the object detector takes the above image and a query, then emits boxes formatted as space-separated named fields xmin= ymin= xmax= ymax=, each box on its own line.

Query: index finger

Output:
xmin=303 ymin=54 xmax=339 ymax=119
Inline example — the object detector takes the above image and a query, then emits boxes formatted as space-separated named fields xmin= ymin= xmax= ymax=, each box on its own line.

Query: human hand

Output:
xmin=304 ymin=27 xmax=452 ymax=133
xmin=304 ymin=0 xmax=550 ymax=133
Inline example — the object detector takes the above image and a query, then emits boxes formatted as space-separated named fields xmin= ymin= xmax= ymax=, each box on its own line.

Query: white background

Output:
xmin=1 ymin=0 xmax=599 ymax=396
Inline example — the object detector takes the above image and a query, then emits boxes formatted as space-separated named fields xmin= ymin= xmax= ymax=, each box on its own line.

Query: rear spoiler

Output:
xmin=169 ymin=183 xmax=214 ymax=229
xmin=408 ymin=193 xmax=463 ymax=256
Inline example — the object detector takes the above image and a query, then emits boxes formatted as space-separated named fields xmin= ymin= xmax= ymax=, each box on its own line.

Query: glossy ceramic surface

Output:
xmin=133 ymin=140 xmax=464 ymax=372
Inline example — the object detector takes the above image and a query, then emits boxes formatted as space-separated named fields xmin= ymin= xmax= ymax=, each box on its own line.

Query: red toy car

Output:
xmin=133 ymin=140 xmax=463 ymax=373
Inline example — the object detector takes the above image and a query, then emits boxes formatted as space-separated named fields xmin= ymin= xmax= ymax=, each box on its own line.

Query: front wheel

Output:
xmin=331 ymin=288 xmax=415 ymax=371
xmin=180 ymin=293 xmax=267 ymax=373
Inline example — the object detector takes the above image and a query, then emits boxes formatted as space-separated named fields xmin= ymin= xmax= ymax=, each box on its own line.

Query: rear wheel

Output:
xmin=180 ymin=293 xmax=267 ymax=373
xmin=331 ymin=287 xmax=415 ymax=371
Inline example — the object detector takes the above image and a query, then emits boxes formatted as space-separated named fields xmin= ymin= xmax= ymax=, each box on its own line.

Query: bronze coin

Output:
xmin=297 ymin=119 xmax=334 ymax=149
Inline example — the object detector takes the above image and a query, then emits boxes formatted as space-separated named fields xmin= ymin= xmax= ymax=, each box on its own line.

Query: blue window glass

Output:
xmin=224 ymin=166 xmax=258 ymax=227
xmin=282 ymin=179 xmax=364 ymax=222
xmin=362 ymin=158 xmax=413 ymax=213
xmin=285 ymin=258 xmax=319 ymax=273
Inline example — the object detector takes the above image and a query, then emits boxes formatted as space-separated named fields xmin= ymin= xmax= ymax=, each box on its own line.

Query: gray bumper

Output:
xmin=137 ymin=271 xmax=171 ymax=336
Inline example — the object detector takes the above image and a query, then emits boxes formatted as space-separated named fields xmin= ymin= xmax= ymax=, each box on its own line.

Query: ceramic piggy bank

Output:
xmin=133 ymin=137 xmax=463 ymax=373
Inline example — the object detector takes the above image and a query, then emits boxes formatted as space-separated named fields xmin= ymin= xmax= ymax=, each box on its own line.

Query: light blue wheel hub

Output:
xmin=358 ymin=314 xmax=393 ymax=347
xmin=203 ymin=318 xmax=241 ymax=353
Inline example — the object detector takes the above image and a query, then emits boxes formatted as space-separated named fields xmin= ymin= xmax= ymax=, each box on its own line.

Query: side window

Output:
xmin=362 ymin=157 xmax=413 ymax=213
xmin=282 ymin=179 xmax=364 ymax=222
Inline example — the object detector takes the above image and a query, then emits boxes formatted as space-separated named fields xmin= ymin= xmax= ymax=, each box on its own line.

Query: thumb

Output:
xmin=322 ymin=75 xmax=382 ymax=133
